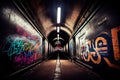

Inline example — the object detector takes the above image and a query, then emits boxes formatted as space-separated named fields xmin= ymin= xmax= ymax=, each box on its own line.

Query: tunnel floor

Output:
xmin=5 ymin=52 xmax=120 ymax=80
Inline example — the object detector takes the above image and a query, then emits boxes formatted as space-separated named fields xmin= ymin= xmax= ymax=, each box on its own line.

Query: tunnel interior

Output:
xmin=12 ymin=0 xmax=92 ymax=48
xmin=48 ymin=30 xmax=70 ymax=47
xmin=0 ymin=0 xmax=120 ymax=80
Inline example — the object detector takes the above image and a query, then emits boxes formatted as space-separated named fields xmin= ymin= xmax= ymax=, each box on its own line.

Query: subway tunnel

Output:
xmin=0 ymin=0 xmax=120 ymax=80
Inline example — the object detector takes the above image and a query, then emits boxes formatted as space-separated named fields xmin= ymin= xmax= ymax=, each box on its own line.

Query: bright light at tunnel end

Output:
xmin=57 ymin=7 xmax=61 ymax=24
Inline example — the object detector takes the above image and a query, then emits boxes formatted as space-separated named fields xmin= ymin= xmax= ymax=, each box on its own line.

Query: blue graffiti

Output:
xmin=2 ymin=37 xmax=24 ymax=59
xmin=8 ymin=40 xmax=24 ymax=56
xmin=2 ymin=36 xmax=38 ymax=59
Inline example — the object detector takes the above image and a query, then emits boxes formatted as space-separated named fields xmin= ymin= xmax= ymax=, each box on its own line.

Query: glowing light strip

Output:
xmin=57 ymin=34 xmax=59 ymax=37
xmin=57 ymin=7 xmax=61 ymax=24
xmin=57 ymin=34 xmax=60 ymax=40
xmin=57 ymin=37 xmax=59 ymax=41
xmin=57 ymin=26 xmax=60 ymax=33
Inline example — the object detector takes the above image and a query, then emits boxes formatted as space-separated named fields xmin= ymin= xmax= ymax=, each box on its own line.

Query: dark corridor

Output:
xmin=0 ymin=0 xmax=120 ymax=80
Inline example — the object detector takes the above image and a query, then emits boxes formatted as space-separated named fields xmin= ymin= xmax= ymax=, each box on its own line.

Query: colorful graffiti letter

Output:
xmin=111 ymin=26 xmax=120 ymax=61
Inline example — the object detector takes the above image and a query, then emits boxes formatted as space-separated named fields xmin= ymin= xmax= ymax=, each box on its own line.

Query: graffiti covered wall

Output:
xmin=75 ymin=3 xmax=120 ymax=69
xmin=0 ymin=2 xmax=43 ymax=76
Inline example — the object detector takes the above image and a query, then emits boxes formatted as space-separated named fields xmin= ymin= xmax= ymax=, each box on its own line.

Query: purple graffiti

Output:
xmin=13 ymin=52 xmax=41 ymax=67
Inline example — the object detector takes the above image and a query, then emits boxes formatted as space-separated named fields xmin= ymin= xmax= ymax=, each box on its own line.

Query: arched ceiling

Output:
xmin=13 ymin=0 xmax=100 ymax=47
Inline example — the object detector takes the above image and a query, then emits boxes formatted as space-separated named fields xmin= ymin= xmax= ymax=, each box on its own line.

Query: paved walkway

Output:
xmin=60 ymin=59 xmax=103 ymax=80
xmin=6 ymin=53 xmax=105 ymax=80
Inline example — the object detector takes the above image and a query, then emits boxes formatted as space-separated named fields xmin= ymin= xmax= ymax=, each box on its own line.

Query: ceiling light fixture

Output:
xmin=57 ymin=26 xmax=60 ymax=33
xmin=57 ymin=34 xmax=60 ymax=40
xmin=57 ymin=34 xmax=59 ymax=37
xmin=57 ymin=7 xmax=61 ymax=24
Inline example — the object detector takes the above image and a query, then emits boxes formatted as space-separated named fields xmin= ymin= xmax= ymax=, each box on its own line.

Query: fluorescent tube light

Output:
xmin=57 ymin=7 xmax=61 ymax=24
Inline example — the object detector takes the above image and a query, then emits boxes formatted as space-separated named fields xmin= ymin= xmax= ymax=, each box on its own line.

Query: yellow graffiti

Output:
xmin=111 ymin=26 xmax=120 ymax=60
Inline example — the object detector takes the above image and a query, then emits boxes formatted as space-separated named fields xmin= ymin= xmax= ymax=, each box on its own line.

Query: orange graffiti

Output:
xmin=111 ymin=26 xmax=120 ymax=60
xmin=90 ymin=52 xmax=101 ymax=64
xmin=83 ymin=52 xmax=91 ymax=62
xmin=95 ymin=37 xmax=108 ymax=53
xmin=83 ymin=52 xmax=101 ymax=64
xmin=82 ymin=35 xmax=107 ymax=64
xmin=79 ymin=26 xmax=120 ymax=69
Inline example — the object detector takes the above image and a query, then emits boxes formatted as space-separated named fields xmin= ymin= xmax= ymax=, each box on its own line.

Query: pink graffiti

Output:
xmin=13 ymin=52 xmax=41 ymax=68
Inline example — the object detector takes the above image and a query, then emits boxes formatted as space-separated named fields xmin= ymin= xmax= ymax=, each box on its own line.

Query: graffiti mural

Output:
xmin=0 ymin=4 xmax=43 ymax=76
xmin=111 ymin=26 xmax=120 ymax=61
xmin=2 ymin=34 xmax=42 ymax=69
xmin=78 ymin=32 xmax=108 ymax=64
xmin=74 ymin=2 xmax=120 ymax=69
xmin=2 ymin=35 xmax=42 ymax=66
xmin=77 ymin=26 xmax=120 ymax=69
